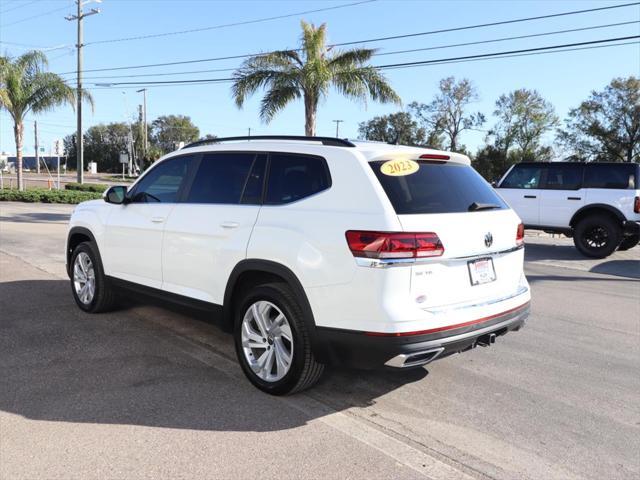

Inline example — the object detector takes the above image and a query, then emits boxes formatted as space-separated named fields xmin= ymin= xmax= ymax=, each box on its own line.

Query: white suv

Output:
xmin=496 ymin=162 xmax=640 ymax=258
xmin=67 ymin=136 xmax=530 ymax=395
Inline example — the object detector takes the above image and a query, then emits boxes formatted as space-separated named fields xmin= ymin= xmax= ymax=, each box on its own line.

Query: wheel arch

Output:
xmin=569 ymin=204 xmax=625 ymax=229
xmin=223 ymin=259 xmax=322 ymax=358
xmin=66 ymin=227 xmax=97 ymax=277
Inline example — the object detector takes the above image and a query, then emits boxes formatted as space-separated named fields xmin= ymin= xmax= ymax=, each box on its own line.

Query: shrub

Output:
xmin=0 ymin=188 xmax=103 ymax=204
xmin=64 ymin=182 xmax=109 ymax=193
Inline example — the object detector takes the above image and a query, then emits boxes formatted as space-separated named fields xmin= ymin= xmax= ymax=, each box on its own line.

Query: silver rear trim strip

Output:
xmin=354 ymin=244 xmax=524 ymax=268
xmin=426 ymin=285 xmax=529 ymax=315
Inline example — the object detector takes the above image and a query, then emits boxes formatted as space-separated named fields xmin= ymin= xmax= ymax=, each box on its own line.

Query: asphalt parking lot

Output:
xmin=1 ymin=202 xmax=638 ymax=480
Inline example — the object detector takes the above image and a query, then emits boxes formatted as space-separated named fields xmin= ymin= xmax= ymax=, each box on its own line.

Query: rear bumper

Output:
xmin=314 ymin=301 xmax=529 ymax=369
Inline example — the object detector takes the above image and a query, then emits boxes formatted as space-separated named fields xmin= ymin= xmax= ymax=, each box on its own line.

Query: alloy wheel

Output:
xmin=241 ymin=300 xmax=294 ymax=382
xmin=73 ymin=252 xmax=96 ymax=304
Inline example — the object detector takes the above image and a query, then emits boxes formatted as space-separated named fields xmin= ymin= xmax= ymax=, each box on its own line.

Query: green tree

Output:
xmin=0 ymin=51 xmax=92 ymax=190
xmin=151 ymin=115 xmax=200 ymax=153
xmin=232 ymin=21 xmax=400 ymax=136
xmin=65 ymin=122 xmax=142 ymax=172
xmin=558 ymin=77 xmax=640 ymax=162
xmin=409 ymin=77 xmax=485 ymax=152
xmin=358 ymin=112 xmax=426 ymax=146
xmin=491 ymin=88 xmax=558 ymax=161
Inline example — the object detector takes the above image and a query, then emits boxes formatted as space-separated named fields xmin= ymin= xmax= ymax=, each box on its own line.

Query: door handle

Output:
xmin=567 ymin=197 xmax=581 ymax=200
xmin=523 ymin=195 xmax=537 ymax=199
xmin=151 ymin=217 xmax=165 ymax=223
xmin=220 ymin=221 xmax=239 ymax=229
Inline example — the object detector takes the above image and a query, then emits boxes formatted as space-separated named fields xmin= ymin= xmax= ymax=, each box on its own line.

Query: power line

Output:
xmin=85 ymin=35 xmax=639 ymax=87
xmin=375 ymin=21 xmax=639 ymax=57
xmin=1 ymin=4 xmax=71 ymax=28
xmin=71 ymin=21 xmax=639 ymax=81
xmin=55 ymin=1 xmax=640 ymax=76
xmin=86 ymin=0 xmax=376 ymax=46
xmin=0 ymin=0 xmax=39 ymax=15
xmin=333 ymin=1 xmax=640 ymax=47
xmin=375 ymin=35 xmax=640 ymax=70
xmin=81 ymin=40 xmax=638 ymax=91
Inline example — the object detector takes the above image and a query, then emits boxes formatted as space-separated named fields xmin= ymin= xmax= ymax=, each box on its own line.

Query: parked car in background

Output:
xmin=496 ymin=162 xmax=640 ymax=258
xmin=66 ymin=136 xmax=530 ymax=395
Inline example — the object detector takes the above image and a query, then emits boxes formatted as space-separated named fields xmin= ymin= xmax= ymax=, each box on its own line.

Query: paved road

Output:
xmin=1 ymin=202 xmax=638 ymax=480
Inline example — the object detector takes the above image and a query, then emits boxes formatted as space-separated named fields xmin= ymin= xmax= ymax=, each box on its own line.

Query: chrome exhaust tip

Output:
xmin=385 ymin=347 xmax=445 ymax=368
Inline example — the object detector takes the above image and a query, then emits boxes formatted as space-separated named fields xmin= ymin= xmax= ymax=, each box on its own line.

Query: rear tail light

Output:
xmin=419 ymin=153 xmax=450 ymax=160
xmin=516 ymin=223 xmax=525 ymax=246
xmin=634 ymin=196 xmax=640 ymax=213
xmin=346 ymin=231 xmax=444 ymax=259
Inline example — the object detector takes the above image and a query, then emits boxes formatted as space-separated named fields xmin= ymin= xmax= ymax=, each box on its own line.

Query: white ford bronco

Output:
xmin=496 ymin=162 xmax=640 ymax=258
xmin=67 ymin=136 xmax=530 ymax=395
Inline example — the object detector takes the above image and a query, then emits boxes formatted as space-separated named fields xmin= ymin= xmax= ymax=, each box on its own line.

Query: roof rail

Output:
xmin=183 ymin=135 xmax=356 ymax=149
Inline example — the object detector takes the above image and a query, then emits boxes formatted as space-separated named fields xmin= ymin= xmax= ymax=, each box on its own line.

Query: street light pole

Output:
xmin=66 ymin=0 xmax=100 ymax=184
xmin=332 ymin=119 xmax=344 ymax=138
xmin=136 ymin=88 xmax=147 ymax=162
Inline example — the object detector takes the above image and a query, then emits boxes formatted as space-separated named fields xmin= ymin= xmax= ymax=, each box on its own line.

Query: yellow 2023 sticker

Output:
xmin=380 ymin=159 xmax=419 ymax=176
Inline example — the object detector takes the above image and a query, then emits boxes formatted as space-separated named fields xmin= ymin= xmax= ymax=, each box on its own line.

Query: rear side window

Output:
xmin=370 ymin=161 xmax=508 ymax=214
xmin=584 ymin=164 xmax=636 ymax=189
xmin=500 ymin=165 xmax=542 ymax=189
xmin=543 ymin=164 xmax=583 ymax=190
xmin=265 ymin=153 xmax=331 ymax=205
xmin=186 ymin=152 xmax=259 ymax=204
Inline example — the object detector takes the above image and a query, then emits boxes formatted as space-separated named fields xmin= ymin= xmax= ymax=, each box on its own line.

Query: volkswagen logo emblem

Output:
xmin=484 ymin=232 xmax=493 ymax=248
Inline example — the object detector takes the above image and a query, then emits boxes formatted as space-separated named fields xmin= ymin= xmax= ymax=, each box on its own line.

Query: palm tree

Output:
xmin=232 ymin=21 xmax=401 ymax=136
xmin=0 ymin=51 xmax=92 ymax=190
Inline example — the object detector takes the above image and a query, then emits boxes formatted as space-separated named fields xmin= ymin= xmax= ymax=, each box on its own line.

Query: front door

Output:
xmin=496 ymin=164 xmax=544 ymax=226
xmin=102 ymin=155 xmax=194 ymax=289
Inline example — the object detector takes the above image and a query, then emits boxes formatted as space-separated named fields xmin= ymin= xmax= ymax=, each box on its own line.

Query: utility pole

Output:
xmin=66 ymin=0 xmax=101 ymax=184
xmin=332 ymin=119 xmax=344 ymax=138
xmin=34 ymin=121 xmax=39 ymax=175
xmin=248 ymin=127 xmax=251 ymax=137
xmin=136 ymin=88 xmax=147 ymax=162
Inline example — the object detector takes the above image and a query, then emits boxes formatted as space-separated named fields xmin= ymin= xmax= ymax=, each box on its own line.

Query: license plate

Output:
xmin=468 ymin=257 xmax=496 ymax=286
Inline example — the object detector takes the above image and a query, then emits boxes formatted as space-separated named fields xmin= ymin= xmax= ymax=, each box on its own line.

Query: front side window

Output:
xmin=584 ymin=164 xmax=636 ymax=189
xmin=131 ymin=155 xmax=192 ymax=203
xmin=500 ymin=165 xmax=543 ymax=189
xmin=265 ymin=153 xmax=331 ymax=205
xmin=543 ymin=164 xmax=583 ymax=190
xmin=186 ymin=152 xmax=261 ymax=204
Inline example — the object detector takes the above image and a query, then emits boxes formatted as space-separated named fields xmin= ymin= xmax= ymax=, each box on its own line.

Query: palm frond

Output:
xmin=328 ymin=48 xmax=376 ymax=69
xmin=260 ymin=84 xmax=301 ymax=123
xmin=332 ymin=66 xmax=401 ymax=105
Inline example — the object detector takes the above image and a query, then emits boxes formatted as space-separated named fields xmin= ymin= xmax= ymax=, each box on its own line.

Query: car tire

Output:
xmin=618 ymin=234 xmax=640 ymax=251
xmin=70 ymin=241 xmax=118 ymax=313
xmin=234 ymin=282 xmax=324 ymax=395
xmin=573 ymin=215 xmax=622 ymax=258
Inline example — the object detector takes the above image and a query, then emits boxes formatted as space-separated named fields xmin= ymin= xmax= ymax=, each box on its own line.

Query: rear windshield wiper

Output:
xmin=468 ymin=202 xmax=501 ymax=212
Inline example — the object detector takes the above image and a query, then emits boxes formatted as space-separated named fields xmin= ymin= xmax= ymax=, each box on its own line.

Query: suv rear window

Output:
xmin=584 ymin=164 xmax=637 ymax=189
xmin=370 ymin=161 xmax=507 ymax=214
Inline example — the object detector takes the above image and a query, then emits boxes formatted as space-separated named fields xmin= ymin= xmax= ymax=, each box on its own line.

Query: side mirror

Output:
xmin=491 ymin=181 xmax=498 ymax=188
xmin=104 ymin=185 xmax=129 ymax=205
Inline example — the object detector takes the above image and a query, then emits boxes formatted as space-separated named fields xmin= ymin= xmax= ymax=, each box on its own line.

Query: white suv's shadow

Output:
xmin=0 ymin=278 xmax=428 ymax=432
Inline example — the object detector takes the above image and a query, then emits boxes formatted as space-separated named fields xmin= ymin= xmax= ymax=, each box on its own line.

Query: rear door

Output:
xmin=370 ymin=160 xmax=524 ymax=309
xmin=539 ymin=163 xmax=585 ymax=228
xmin=496 ymin=163 xmax=544 ymax=226
xmin=161 ymin=152 xmax=266 ymax=304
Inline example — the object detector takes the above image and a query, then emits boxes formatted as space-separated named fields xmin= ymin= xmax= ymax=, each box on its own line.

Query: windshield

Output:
xmin=370 ymin=160 xmax=508 ymax=215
